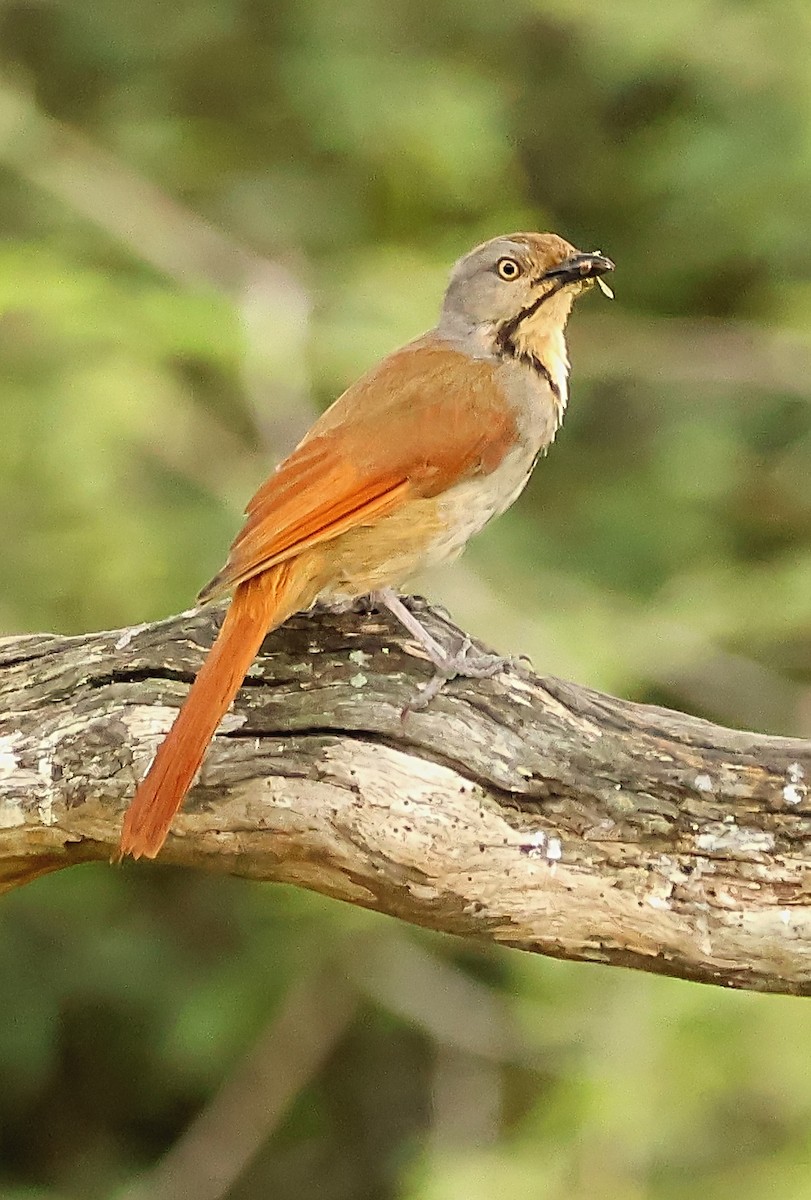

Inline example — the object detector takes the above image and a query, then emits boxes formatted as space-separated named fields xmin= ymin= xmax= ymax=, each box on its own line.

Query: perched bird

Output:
xmin=119 ymin=232 xmax=614 ymax=859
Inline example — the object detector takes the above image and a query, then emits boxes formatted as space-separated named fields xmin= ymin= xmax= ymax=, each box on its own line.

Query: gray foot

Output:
xmin=371 ymin=588 xmax=529 ymax=713
xmin=406 ymin=637 xmax=522 ymax=710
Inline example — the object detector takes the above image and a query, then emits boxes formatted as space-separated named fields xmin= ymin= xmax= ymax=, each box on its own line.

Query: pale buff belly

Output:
xmin=319 ymin=442 xmax=538 ymax=601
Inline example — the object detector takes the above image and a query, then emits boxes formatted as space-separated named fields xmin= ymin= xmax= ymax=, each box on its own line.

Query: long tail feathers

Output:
xmin=118 ymin=562 xmax=313 ymax=861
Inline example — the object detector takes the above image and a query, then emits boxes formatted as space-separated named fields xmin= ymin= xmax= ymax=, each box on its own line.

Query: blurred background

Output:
xmin=2 ymin=0 xmax=811 ymax=1196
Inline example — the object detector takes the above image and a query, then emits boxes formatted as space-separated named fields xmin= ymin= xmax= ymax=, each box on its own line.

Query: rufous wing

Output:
xmin=199 ymin=338 xmax=517 ymax=601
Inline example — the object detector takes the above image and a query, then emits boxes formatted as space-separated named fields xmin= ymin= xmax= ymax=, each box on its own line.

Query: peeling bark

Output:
xmin=1 ymin=604 xmax=810 ymax=995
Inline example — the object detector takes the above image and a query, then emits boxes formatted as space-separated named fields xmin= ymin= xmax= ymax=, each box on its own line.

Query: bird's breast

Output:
xmin=428 ymin=438 xmax=539 ymax=563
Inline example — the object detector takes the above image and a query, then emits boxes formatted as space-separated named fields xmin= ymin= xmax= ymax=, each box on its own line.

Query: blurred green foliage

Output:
xmin=1 ymin=0 xmax=811 ymax=1197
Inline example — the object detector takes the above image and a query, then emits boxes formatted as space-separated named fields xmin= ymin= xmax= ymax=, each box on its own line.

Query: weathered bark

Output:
xmin=1 ymin=603 xmax=810 ymax=994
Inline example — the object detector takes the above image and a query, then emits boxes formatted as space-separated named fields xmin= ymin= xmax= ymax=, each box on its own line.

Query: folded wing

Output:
xmin=199 ymin=339 xmax=516 ymax=601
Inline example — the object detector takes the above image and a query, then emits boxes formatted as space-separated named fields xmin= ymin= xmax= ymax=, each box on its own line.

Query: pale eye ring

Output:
xmin=496 ymin=256 xmax=522 ymax=281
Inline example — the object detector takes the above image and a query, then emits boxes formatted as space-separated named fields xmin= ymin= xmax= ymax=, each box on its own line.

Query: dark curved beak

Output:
xmin=544 ymin=251 xmax=614 ymax=284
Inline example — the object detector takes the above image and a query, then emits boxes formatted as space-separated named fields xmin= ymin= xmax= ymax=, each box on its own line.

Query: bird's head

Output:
xmin=441 ymin=232 xmax=614 ymax=358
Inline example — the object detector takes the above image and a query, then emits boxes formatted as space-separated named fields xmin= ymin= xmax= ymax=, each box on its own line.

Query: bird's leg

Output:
xmin=373 ymin=587 xmax=525 ymax=709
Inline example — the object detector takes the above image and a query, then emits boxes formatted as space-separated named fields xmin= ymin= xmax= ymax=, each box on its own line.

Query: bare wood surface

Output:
xmin=1 ymin=603 xmax=810 ymax=995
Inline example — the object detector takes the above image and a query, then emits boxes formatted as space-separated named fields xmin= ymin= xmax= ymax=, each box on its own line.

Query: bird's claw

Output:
xmin=402 ymin=637 xmax=524 ymax=715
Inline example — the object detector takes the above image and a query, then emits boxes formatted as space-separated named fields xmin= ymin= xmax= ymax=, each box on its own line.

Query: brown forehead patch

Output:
xmin=507 ymin=232 xmax=579 ymax=271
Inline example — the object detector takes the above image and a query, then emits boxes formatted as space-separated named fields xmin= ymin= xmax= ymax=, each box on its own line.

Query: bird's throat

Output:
xmin=495 ymin=322 xmax=570 ymax=420
xmin=494 ymin=284 xmax=574 ymax=419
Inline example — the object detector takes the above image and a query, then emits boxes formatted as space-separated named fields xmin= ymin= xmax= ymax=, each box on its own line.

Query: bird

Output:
xmin=118 ymin=231 xmax=614 ymax=860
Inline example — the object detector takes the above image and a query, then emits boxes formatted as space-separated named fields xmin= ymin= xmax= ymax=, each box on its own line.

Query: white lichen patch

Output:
xmin=348 ymin=649 xmax=371 ymax=667
xmin=0 ymin=732 xmax=22 ymax=778
xmin=521 ymin=829 xmax=546 ymax=854
xmin=520 ymin=829 xmax=562 ymax=862
xmin=114 ymin=622 xmax=150 ymax=650
xmin=0 ymin=801 xmax=25 ymax=828
xmin=125 ymin=704 xmax=181 ymax=740
xmin=696 ymin=824 xmax=775 ymax=853
xmin=218 ymin=711 xmax=248 ymax=733
xmin=643 ymin=864 xmax=676 ymax=912
xmin=0 ymin=731 xmax=45 ymax=796
xmin=783 ymin=762 xmax=807 ymax=806
xmin=694 ymin=774 xmax=713 ymax=793
xmin=287 ymin=660 xmax=314 ymax=674
xmin=349 ymin=673 xmax=368 ymax=689
xmin=37 ymin=794 xmax=57 ymax=827
xmin=654 ymin=854 xmax=691 ymax=884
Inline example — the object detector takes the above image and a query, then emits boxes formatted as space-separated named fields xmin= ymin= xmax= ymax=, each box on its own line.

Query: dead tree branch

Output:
xmin=1 ymin=604 xmax=810 ymax=995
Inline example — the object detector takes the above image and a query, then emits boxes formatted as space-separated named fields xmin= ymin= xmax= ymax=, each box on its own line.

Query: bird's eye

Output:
xmin=496 ymin=257 xmax=522 ymax=281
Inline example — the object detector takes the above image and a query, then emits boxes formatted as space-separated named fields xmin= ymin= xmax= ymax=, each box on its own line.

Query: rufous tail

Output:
xmin=118 ymin=561 xmax=315 ymax=860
